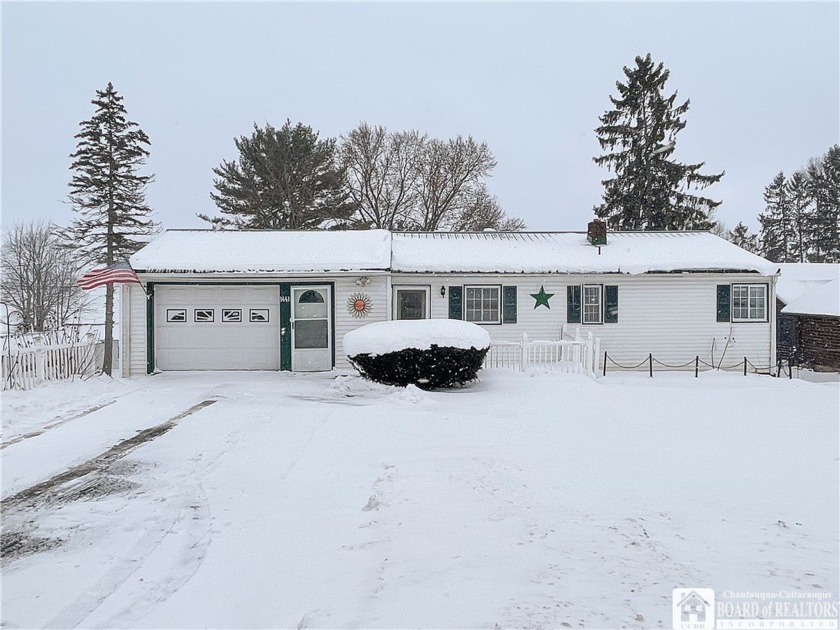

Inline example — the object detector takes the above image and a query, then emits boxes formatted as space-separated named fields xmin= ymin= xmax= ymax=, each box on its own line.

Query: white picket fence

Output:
xmin=1 ymin=333 xmax=99 ymax=391
xmin=484 ymin=330 xmax=600 ymax=377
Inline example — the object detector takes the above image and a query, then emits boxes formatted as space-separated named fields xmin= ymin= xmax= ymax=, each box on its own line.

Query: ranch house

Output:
xmin=121 ymin=225 xmax=778 ymax=376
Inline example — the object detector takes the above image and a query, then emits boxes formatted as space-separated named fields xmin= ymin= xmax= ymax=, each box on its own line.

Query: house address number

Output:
xmin=279 ymin=296 xmax=291 ymax=303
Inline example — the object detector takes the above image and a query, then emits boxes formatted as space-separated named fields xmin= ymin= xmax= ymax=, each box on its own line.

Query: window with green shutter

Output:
xmin=731 ymin=283 xmax=768 ymax=322
xmin=582 ymin=284 xmax=602 ymax=324
xmin=716 ymin=285 xmax=731 ymax=322
xmin=502 ymin=286 xmax=517 ymax=324
xmin=464 ymin=285 xmax=501 ymax=323
xmin=605 ymin=285 xmax=618 ymax=323
xmin=567 ymin=285 xmax=581 ymax=323
xmin=448 ymin=285 xmax=463 ymax=319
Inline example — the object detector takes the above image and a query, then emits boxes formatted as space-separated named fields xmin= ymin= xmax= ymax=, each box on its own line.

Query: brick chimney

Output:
xmin=587 ymin=219 xmax=607 ymax=246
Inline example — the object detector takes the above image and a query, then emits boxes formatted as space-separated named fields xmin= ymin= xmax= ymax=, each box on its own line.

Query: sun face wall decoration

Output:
xmin=347 ymin=292 xmax=373 ymax=318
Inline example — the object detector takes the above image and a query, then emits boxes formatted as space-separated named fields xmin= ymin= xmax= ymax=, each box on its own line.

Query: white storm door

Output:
xmin=291 ymin=286 xmax=332 ymax=372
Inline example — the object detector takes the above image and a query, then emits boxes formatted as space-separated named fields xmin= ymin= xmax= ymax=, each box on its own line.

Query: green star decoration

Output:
xmin=530 ymin=285 xmax=554 ymax=309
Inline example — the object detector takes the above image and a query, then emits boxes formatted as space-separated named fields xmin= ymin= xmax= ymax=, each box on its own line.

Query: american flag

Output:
xmin=77 ymin=260 xmax=141 ymax=291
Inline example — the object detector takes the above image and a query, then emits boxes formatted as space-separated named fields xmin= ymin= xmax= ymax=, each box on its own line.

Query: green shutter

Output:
xmin=145 ymin=283 xmax=155 ymax=374
xmin=280 ymin=283 xmax=292 ymax=370
xmin=502 ymin=286 xmax=517 ymax=324
xmin=567 ymin=285 xmax=581 ymax=324
xmin=448 ymin=286 xmax=463 ymax=319
xmin=716 ymin=284 xmax=731 ymax=322
xmin=605 ymin=285 xmax=618 ymax=323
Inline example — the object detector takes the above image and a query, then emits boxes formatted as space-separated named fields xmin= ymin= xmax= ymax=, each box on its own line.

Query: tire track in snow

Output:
xmin=45 ymin=484 xmax=213 ymax=630
xmin=1 ymin=399 xmax=217 ymax=511
xmin=1 ymin=382 xmax=150 ymax=449
xmin=0 ymin=400 xmax=118 ymax=450
xmin=74 ymin=404 xmax=334 ymax=630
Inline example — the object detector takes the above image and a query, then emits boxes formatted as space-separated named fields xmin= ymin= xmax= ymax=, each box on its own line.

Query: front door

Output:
xmin=291 ymin=285 xmax=332 ymax=371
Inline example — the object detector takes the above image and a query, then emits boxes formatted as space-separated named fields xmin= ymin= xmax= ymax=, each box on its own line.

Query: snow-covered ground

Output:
xmin=1 ymin=369 xmax=838 ymax=629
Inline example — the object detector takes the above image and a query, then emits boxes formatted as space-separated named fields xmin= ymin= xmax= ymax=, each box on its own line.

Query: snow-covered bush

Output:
xmin=343 ymin=320 xmax=491 ymax=389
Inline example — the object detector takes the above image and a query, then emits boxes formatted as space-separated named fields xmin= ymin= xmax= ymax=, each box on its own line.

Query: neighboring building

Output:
xmin=775 ymin=263 xmax=840 ymax=370
xmin=122 ymin=227 xmax=778 ymax=376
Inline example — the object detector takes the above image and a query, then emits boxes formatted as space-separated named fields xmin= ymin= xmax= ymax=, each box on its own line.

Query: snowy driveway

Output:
xmin=2 ymin=370 xmax=838 ymax=629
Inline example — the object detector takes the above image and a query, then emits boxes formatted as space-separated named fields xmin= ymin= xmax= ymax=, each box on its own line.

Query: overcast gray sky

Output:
xmin=3 ymin=2 xmax=838 ymax=235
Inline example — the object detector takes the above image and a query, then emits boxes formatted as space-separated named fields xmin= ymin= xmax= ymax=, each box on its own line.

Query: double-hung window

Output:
xmin=732 ymin=284 xmax=767 ymax=322
xmin=582 ymin=284 xmax=602 ymax=324
xmin=568 ymin=284 xmax=618 ymax=324
xmin=465 ymin=285 xmax=500 ymax=324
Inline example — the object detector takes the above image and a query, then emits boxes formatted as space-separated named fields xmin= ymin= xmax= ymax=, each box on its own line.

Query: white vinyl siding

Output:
xmin=122 ymin=283 xmax=148 ymax=377
xmin=126 ymin=272 xmax=774 ymax=375
xmin=395 ymin=272 xmax=775 ymax=372
xmin=329 ymin=276 xmax=389 ymax=369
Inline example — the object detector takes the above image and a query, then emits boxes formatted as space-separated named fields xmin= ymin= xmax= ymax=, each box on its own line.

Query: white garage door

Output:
xmin=155 ymin=285 xmax=280 ymax=370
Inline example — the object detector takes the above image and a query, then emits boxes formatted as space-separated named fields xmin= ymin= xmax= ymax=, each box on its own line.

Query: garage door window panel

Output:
xmin=222 ymin=309 xmax=242 ymax=323
xmin=194 ymin=309 xmax=214 ymax=322
xmin=250 ymin=309 xmax=270 ymax=322
xmin=167 ymin=309 xmax=186 ymax=323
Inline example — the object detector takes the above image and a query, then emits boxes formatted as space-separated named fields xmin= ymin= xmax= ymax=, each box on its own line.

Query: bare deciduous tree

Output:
xmin=341 ymin=124 xmax=422 ymax=229
xmin=414 ymin=136 xmax=498 ymax=231
xmin=451 ymin=185 xmax=526 ymax=232
xmin=1 ymin=222 xmax=90 ymax=332
xmin=341 ymin=123 xmax=524 ymax=232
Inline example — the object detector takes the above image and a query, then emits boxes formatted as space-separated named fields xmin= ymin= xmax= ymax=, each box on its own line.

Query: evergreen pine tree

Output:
xmin=758 ymin=172 xmax=794 ymax=263
xmin=728 ymin=221 xmax=759 ymax=254
xmin=65 ymin=82 xmax=157 ymax=375
xmin=809 ymin=145 xmax=840 ymax=262
xmin=201 ymin=121 xmax=352 ymax=229
xmin=593 ymin=54 xmax=724 ymax=231
xmin=804 ymin=158 xmax=826 ymax=261
xmin=787 ymin=170 xmax=811 ymax=262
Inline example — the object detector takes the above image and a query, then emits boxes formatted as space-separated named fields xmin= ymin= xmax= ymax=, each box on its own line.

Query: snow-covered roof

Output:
xmin=775 ymin=263 xmax=840 ymax=305
xmin=781 ymin=277 xmax=840 ymax=318
xmin=130 ymin=229 xmax=778 ymax=276
xmin=391 ymin=231 xmax=777 ymax=275
xmin=130 ymin=229 xmax=392 ymax=273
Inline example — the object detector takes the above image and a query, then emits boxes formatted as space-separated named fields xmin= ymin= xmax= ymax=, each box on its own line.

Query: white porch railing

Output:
xmin=484 ymin=329 xmax=600 ymax=377
xmin=1 ymin=333 xmax=99 ymax=391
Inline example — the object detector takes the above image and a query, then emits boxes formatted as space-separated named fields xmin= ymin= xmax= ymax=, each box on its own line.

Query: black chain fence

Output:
xmin=603 ymin=351 xmax=795 ymax=379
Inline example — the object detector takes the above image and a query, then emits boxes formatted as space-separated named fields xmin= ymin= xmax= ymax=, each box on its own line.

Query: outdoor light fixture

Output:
xmin=440 ymin=286 xmax=446 ymax=297
xmin=355 ymin=276 xmax=371 ymax=287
